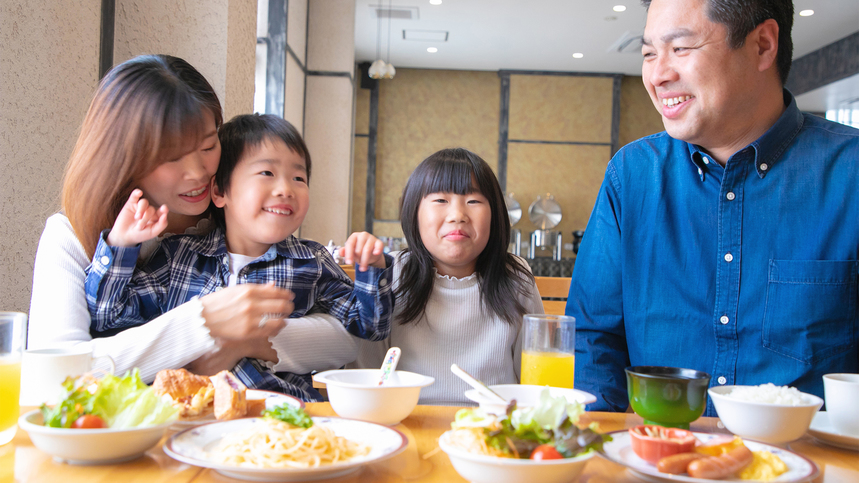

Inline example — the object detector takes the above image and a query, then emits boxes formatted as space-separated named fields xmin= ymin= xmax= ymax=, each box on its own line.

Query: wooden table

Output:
xmin=4 ymin=404 xmax=857 ymax=482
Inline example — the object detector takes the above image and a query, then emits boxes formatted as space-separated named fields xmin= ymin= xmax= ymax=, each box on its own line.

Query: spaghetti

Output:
xmin=208 ymin=419 xmax=371 ymax=468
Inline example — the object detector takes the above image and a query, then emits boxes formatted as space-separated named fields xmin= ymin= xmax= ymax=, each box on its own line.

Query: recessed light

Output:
xmin=613 ymin=5 xmax=627 ymax=12
xmin=799 ymin=9 xmax=814 ymax=17
xmin=429 ymin=0 xmax=442 ymax=5
xmin=572 ymin=53 xmax=584 ymax=59
xmin=427 ymin=47 xmax=438 ymax=53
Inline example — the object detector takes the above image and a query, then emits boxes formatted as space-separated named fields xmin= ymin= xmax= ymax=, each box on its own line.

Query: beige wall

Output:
xmin=351 ymin=70 xmax=664 ymax=253
xmin=284 ymin=0 xmax=307 ymax=132
xmin=300 ymin=0 xmax=356 ymax=245
xmin=1 ymin=0 xmax=101 ymax=313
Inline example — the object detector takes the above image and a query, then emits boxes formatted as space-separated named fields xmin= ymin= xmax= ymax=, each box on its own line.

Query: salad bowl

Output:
xmin=19 ymin=410 xmax=172 ymax=464
xmin=439 ymin=430 xmax=594 ymax=483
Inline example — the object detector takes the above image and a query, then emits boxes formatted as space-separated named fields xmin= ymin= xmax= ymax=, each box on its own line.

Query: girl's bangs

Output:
xmin=417 ymin=158 xmax=478 ymax=198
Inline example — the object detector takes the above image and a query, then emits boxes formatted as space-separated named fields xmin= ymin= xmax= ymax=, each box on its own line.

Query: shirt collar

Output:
xmin=686 ymin=89 xmax=804 ymax=180
xmin=188 ymin=226 xmax=316 ymax=261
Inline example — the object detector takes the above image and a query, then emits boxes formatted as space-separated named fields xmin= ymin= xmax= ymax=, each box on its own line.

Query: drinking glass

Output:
xmin=0 ymin=312 xmax=27 ymax=445
xmin=520 ymin=314 xmax=576 ymax=388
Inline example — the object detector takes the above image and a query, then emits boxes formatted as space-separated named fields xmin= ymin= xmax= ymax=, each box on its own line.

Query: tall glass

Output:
xmin=1 ymin=312 xmax=27 ymax=445
xmin=520 ymin=314 xmax=576 ymax=388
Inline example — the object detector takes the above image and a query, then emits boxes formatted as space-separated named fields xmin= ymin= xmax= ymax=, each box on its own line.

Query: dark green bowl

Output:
xmin=625 ymin=366 xmax=711 ymax=429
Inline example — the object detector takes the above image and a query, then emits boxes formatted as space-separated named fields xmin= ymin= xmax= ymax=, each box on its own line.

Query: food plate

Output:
xmin=164 ymin=416 xmax=408 ymax=481
xmin=807 ymin=411 xmax=859 ymax=451
xmin=170 ymin=389 xmax=303 ymax=429
xmin=598 ymin=430 xmax=819 ymax=483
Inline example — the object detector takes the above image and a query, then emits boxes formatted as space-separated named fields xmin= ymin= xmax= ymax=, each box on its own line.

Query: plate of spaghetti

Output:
xmin=164 ymin=405 xmax=408 ymax=481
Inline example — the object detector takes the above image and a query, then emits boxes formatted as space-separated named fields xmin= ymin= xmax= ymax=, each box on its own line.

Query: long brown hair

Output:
xmin=62 ymin=55 xmax=222 ymax=257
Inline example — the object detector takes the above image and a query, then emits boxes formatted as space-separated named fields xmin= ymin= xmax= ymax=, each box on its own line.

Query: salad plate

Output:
xmin=164 ymin=416 xmax=407 ymax=481
xmin=807 ymin=411 xmax=859 ymax=451
xmin=599 ymin=430 xmax=819 ymax=483
xmin=169 ymin=389 xmax=303 ymax=429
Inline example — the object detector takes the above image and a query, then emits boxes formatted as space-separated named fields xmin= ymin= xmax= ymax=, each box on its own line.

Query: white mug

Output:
xmin=19 ymin=347 xmax=115 ymax=406
xmin=823 ymin=373 xmax=859 ymax=436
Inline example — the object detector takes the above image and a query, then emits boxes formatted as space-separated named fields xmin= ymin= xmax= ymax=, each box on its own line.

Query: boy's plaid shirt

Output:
xmin=86 ymin=227 xmax=393 ymax=401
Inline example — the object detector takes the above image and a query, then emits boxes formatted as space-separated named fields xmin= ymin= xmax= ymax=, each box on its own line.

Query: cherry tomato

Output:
xmin=530 ymin=444 xmax=563 ymax=460
xmin=71 ymin=415 xmax=107 ymax=429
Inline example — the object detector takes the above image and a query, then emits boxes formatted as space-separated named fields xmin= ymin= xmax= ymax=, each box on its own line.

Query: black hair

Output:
xmin=397 ymin=148 xmax=535 ymax=326
xmin=641 ymin=0 xmax=793 ymax=84
xmin=212 ymin=114 xmax=311 ymax=229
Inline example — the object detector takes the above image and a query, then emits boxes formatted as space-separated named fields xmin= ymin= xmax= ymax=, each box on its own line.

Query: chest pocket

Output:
xmin=762 ymin=260 xmax=858 ymax=364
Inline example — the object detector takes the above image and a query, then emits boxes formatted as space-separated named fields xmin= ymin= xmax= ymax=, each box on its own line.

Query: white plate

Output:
xmin=598 ymin=430 xmax=819 ymax=483
xmin=164 ymin=416 xmax=408 ymax=481
xmin=170 ymin=389 xmax=304 ymax=429
xmin=807 ymin=411 xmax=859 ymax=451
xmin=463 ymin=385 xmax=597 ymax=415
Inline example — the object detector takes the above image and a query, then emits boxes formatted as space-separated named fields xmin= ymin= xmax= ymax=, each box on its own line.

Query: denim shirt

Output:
xmin=567 ymin=91 xmax=859 ymax=415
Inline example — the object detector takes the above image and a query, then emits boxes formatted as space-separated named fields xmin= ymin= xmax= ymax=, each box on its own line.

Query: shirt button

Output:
xmin=760 ymin=163 xmax=769 ymax=171
xmin=100 ymin=256 xmax=110 ymax=265
xmin=379 ymin=278 xmax=388 ymax=287
xmin=726 ymin=192 xmax=735 ymax=201
xmin=702 ymin=157 xmax=710 ymax=164
xmin=724 ymin=253 xmax=733 ymax=262
xmin=698 ymin=168 xmax=703 ymax=176
xmin=718 ymin=376 xmax=727 ymax=385
xmin=720 ymin=315 xmax=729 ymax=325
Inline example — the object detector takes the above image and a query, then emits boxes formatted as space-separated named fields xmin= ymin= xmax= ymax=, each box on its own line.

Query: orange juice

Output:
xmin=0 ymin=359 xmax=21 ymax=434
xmin=521 ymin=351 xmax=575 ymax=388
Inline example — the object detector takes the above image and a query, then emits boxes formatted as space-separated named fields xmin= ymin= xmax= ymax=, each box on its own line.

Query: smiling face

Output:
xmin=138 ymin=109 xmax=220 ymax=232
xmin=641 ymin=0 xmax=773 ymax=162
xmin=417 ymin=186 xmax=491 ymax=279
xmin=212 ymin=137 xmax=310 ymax=257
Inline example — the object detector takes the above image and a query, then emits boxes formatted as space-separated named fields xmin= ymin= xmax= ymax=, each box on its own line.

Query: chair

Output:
xmin=534 ymin=276 xmax=571 ymax=315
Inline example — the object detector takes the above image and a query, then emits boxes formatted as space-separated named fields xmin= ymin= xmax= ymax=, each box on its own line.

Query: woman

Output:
xmin=28 ymin=55 xmax=355 ymax=386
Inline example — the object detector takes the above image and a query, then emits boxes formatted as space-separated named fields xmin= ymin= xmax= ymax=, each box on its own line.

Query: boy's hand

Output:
xmin=340 ymin=232 xmax=387 ymax=272
xmin=107 ymin=189 xmax=169 ymax=247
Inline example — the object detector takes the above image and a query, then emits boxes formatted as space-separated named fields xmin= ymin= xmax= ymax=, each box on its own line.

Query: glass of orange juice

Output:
xmin=0 ymin=312 xmax=27 ymax=445
xmin=520 ymin=314 xmax=575 ymax=388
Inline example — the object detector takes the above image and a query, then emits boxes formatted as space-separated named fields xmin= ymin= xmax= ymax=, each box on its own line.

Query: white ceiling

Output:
xmin=354 ymin=0 xmax=859 ymax=112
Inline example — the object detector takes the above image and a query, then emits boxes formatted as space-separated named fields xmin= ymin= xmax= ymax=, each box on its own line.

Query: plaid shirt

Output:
xmin=85 ymin=227 xmax=393 ymax=401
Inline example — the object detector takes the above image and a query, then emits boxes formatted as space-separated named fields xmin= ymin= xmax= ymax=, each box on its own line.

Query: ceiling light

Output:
xmin=799 ymin=9 xmax=814 ymax=17
xmin=613 ymin=5 xmax=627 ymax=12
xmin=572 ymin=53 xmax=584 ymax=59
xmin=429 ymin=0 xmax=442 ymax=5
xmin=427 ymin=47 xmax=438 ymax=53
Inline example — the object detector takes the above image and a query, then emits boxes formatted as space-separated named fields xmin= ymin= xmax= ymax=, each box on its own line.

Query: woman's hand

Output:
xmin=340 ymin=232 xmax=387 ymax=271
xmin=199 ymin=282 xmax=294 ymax=340
xmin=107 ymin=189 xmax=169 ymax=247
xmin=186 ymin=336 xmax=278 ymax=376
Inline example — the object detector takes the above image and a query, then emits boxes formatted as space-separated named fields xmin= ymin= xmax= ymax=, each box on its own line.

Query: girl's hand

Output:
xmin=199 ymin=282 xmax=293 ymax=340
xmin=340 ymin=232 xmax=387 ymax=272
xmin=186 ymin=336 xmax=278 ymax=376
xmin=106 ymin=189 xmax=169 ymax=247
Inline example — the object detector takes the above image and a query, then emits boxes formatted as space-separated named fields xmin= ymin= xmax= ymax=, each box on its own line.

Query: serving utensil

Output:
xmin=450 ymin=364 xmax=507 ymax=404
xmin=378 ymin=347 xmax=401 ymax=385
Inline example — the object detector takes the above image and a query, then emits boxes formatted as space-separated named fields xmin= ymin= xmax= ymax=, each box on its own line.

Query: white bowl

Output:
xmin=438 ymin=430 xmax=594 ymax=483
xmin=464 ymin=384 xmax=597 ymax=415
xmin=708 ymin=386 xmax=824 ymax=444
xmin=18 ymin=410 xmax=172 ymax=464
xmin=313 ymin=369 xmax=434 ymax=426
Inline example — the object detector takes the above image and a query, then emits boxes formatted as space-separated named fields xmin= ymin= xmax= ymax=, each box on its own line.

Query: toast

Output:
xmin=212 ymin=370 xmax=248 ymax=420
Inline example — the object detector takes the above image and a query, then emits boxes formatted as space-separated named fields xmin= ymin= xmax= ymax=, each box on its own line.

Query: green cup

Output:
xmin=625 ymin=366 xmax=710 ymax=429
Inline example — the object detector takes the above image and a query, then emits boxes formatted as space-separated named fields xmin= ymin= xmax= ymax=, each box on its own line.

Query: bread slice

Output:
xmin=212 ymin=370 xmax=248 ymax=420
xmin=245 ymin=398 xmax=267 ymax=418
xmin=152 ymin=368 xmax=212 ymax=400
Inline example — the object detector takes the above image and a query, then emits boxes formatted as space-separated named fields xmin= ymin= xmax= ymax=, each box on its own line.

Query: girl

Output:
xmin=353 ymin=148 xmax=544 ymax=405
xmin=29 ymin=55 xmax=356 ymax=384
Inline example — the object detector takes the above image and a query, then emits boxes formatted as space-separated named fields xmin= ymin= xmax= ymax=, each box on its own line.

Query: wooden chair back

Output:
xmin=534 ymin=276 xmax=571 ymax=315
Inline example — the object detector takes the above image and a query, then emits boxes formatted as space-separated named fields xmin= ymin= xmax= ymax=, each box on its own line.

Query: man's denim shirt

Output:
xmin=568 ymin=90 xmax=859 ymax=415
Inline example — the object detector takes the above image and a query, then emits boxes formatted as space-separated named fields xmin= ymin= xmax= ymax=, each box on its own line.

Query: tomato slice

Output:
xmin=530 ymin=444 xmax=563 ymax=460
xmin=71 ymin=415 xmax=107 ymax=429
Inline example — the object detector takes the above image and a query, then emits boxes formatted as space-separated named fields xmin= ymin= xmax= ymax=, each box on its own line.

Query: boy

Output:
xmin=85 ymin=114 xmax=392 ymax=400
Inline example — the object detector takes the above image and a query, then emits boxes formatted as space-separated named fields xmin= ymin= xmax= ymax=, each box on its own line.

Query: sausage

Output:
xmin=657 ymin=452 xmax=706 ymax=474
xmin=687 ymin=444 xmax=754 ymax=479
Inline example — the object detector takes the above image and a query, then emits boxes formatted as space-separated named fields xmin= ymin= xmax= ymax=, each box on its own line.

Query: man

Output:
xmin=568 ymin=0 xmax=859 ymax=415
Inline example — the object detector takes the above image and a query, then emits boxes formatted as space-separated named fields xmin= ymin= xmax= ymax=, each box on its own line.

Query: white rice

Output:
xmin=726 ymin=383 xmax=807 ymax=405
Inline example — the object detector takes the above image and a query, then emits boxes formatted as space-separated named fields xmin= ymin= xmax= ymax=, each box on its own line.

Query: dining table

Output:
xmin=4 ymin=403 xmax=858 ymax=483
